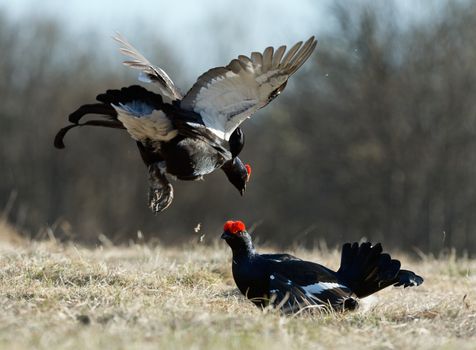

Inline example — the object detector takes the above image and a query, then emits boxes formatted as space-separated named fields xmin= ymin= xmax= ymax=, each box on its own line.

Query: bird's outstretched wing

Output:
xmin=114 ymin=33 xmax=183 ymax=101
xmin=180 ymin=36 xmax=317 ymax=140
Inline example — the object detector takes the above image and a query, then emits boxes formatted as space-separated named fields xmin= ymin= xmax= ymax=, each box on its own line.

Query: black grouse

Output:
xmin=221 ymin=220 xmax=424 ymax=314
xmin=54 ymin=34 xmax=317 ymax=213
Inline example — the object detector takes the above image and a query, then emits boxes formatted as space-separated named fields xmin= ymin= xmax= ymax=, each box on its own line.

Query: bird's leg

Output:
xmin=148 ymin=162 xmax=174 ymax=214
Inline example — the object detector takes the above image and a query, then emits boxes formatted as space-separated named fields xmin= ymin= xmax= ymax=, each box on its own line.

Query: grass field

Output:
xmin=0 ymin=222 xmax=475 ymax=350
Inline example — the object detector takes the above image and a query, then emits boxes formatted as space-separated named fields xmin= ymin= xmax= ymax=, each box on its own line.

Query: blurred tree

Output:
xmin=1 ymin=2 xmax=476 ymax=255
xmin=247 ymin=1 xmax=476 ymax=254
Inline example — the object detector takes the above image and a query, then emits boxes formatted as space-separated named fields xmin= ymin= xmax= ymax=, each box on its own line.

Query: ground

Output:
xmin=0 ymin=223 xmax=475 ymax=350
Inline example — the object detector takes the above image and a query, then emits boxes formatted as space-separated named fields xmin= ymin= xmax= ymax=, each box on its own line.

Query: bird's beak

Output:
xmin=240 ymin=185 xmax=246 ymax=196
xmin=221 ymin=231 xmax=232 ymax=240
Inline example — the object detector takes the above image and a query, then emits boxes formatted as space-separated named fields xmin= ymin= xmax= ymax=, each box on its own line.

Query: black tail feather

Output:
xmin=68 ymin=103 xmax=116 ymax=124
xmin=394 ymin=269 xmax=424 ymax=287
xmin=96 ymin=85 xmax=163 ymax=109
xmin=337 ymin=242 xmax=423 ymax=298
xmin=55 ymin=85 xmax=164 ymax=149
xmin=54 ymin=120 xmax=125 ymax=149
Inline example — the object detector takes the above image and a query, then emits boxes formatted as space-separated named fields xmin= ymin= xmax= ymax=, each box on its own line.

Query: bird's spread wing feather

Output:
xmin=181 ymin=36 xmax=317 ymax=140
xmin=114 ymin=33 xmax=182 ymax=101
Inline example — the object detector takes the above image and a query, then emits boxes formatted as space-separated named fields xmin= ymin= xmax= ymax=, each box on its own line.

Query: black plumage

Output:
xmin=221 ymin=221 xmax=424 ymax=314
xmin=55 ymin=85 xmax=249 ymax=213
xmin=54 ymin=34 xmax=317 ymax=213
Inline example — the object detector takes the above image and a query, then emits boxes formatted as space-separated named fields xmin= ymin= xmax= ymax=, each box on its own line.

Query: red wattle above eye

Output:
xmin=223 ymin=220 xmax=246 ymax=234
xmin=223 ymin=220 xmax=234 ymax=232
xmin=231 ymin=221 xmax=246 ymax=233
xmin=245 ymin=164 xmax=252 ymax=178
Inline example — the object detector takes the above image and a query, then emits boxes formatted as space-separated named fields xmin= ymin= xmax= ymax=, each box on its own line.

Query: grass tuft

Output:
xmin=0 ymin=233 xmax=475 ymax=349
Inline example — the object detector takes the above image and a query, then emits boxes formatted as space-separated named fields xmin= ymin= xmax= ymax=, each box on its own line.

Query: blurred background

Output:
xmin=1 ymin=0 xmax=475 ymax=255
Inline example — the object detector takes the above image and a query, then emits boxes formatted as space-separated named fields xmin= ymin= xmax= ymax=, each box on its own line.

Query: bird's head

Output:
xmin=221 ymin=220 xmax=254 ymax=253
xmin=222 ymin=158 xmax=251 ymax=195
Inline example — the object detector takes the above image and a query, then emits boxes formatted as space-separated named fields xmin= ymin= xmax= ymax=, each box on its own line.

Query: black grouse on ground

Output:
xmin=221 ymin=220 xmax=424 ymax=314
xmin=54 ymin=34 xmax=317 ymax=213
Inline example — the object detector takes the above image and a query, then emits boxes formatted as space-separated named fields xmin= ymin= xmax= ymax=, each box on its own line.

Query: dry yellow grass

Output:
xmin=0 ymin=226 xmax=475 ymax=350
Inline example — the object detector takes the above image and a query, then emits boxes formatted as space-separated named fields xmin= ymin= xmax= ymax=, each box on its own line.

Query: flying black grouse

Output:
xmin=54 ymin=34 xmax=317 ymax=213
xmin=221 ymin=220 xmax=424 ymax=314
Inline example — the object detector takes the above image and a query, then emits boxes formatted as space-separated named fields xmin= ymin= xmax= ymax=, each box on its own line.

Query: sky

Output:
xmin=1 ymin=1 xmax=324 ymax=73
xmin=2 ymin=0 xmax=323 ymax=40
xmin=0 ymin=0 xmax=451 ymax=80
